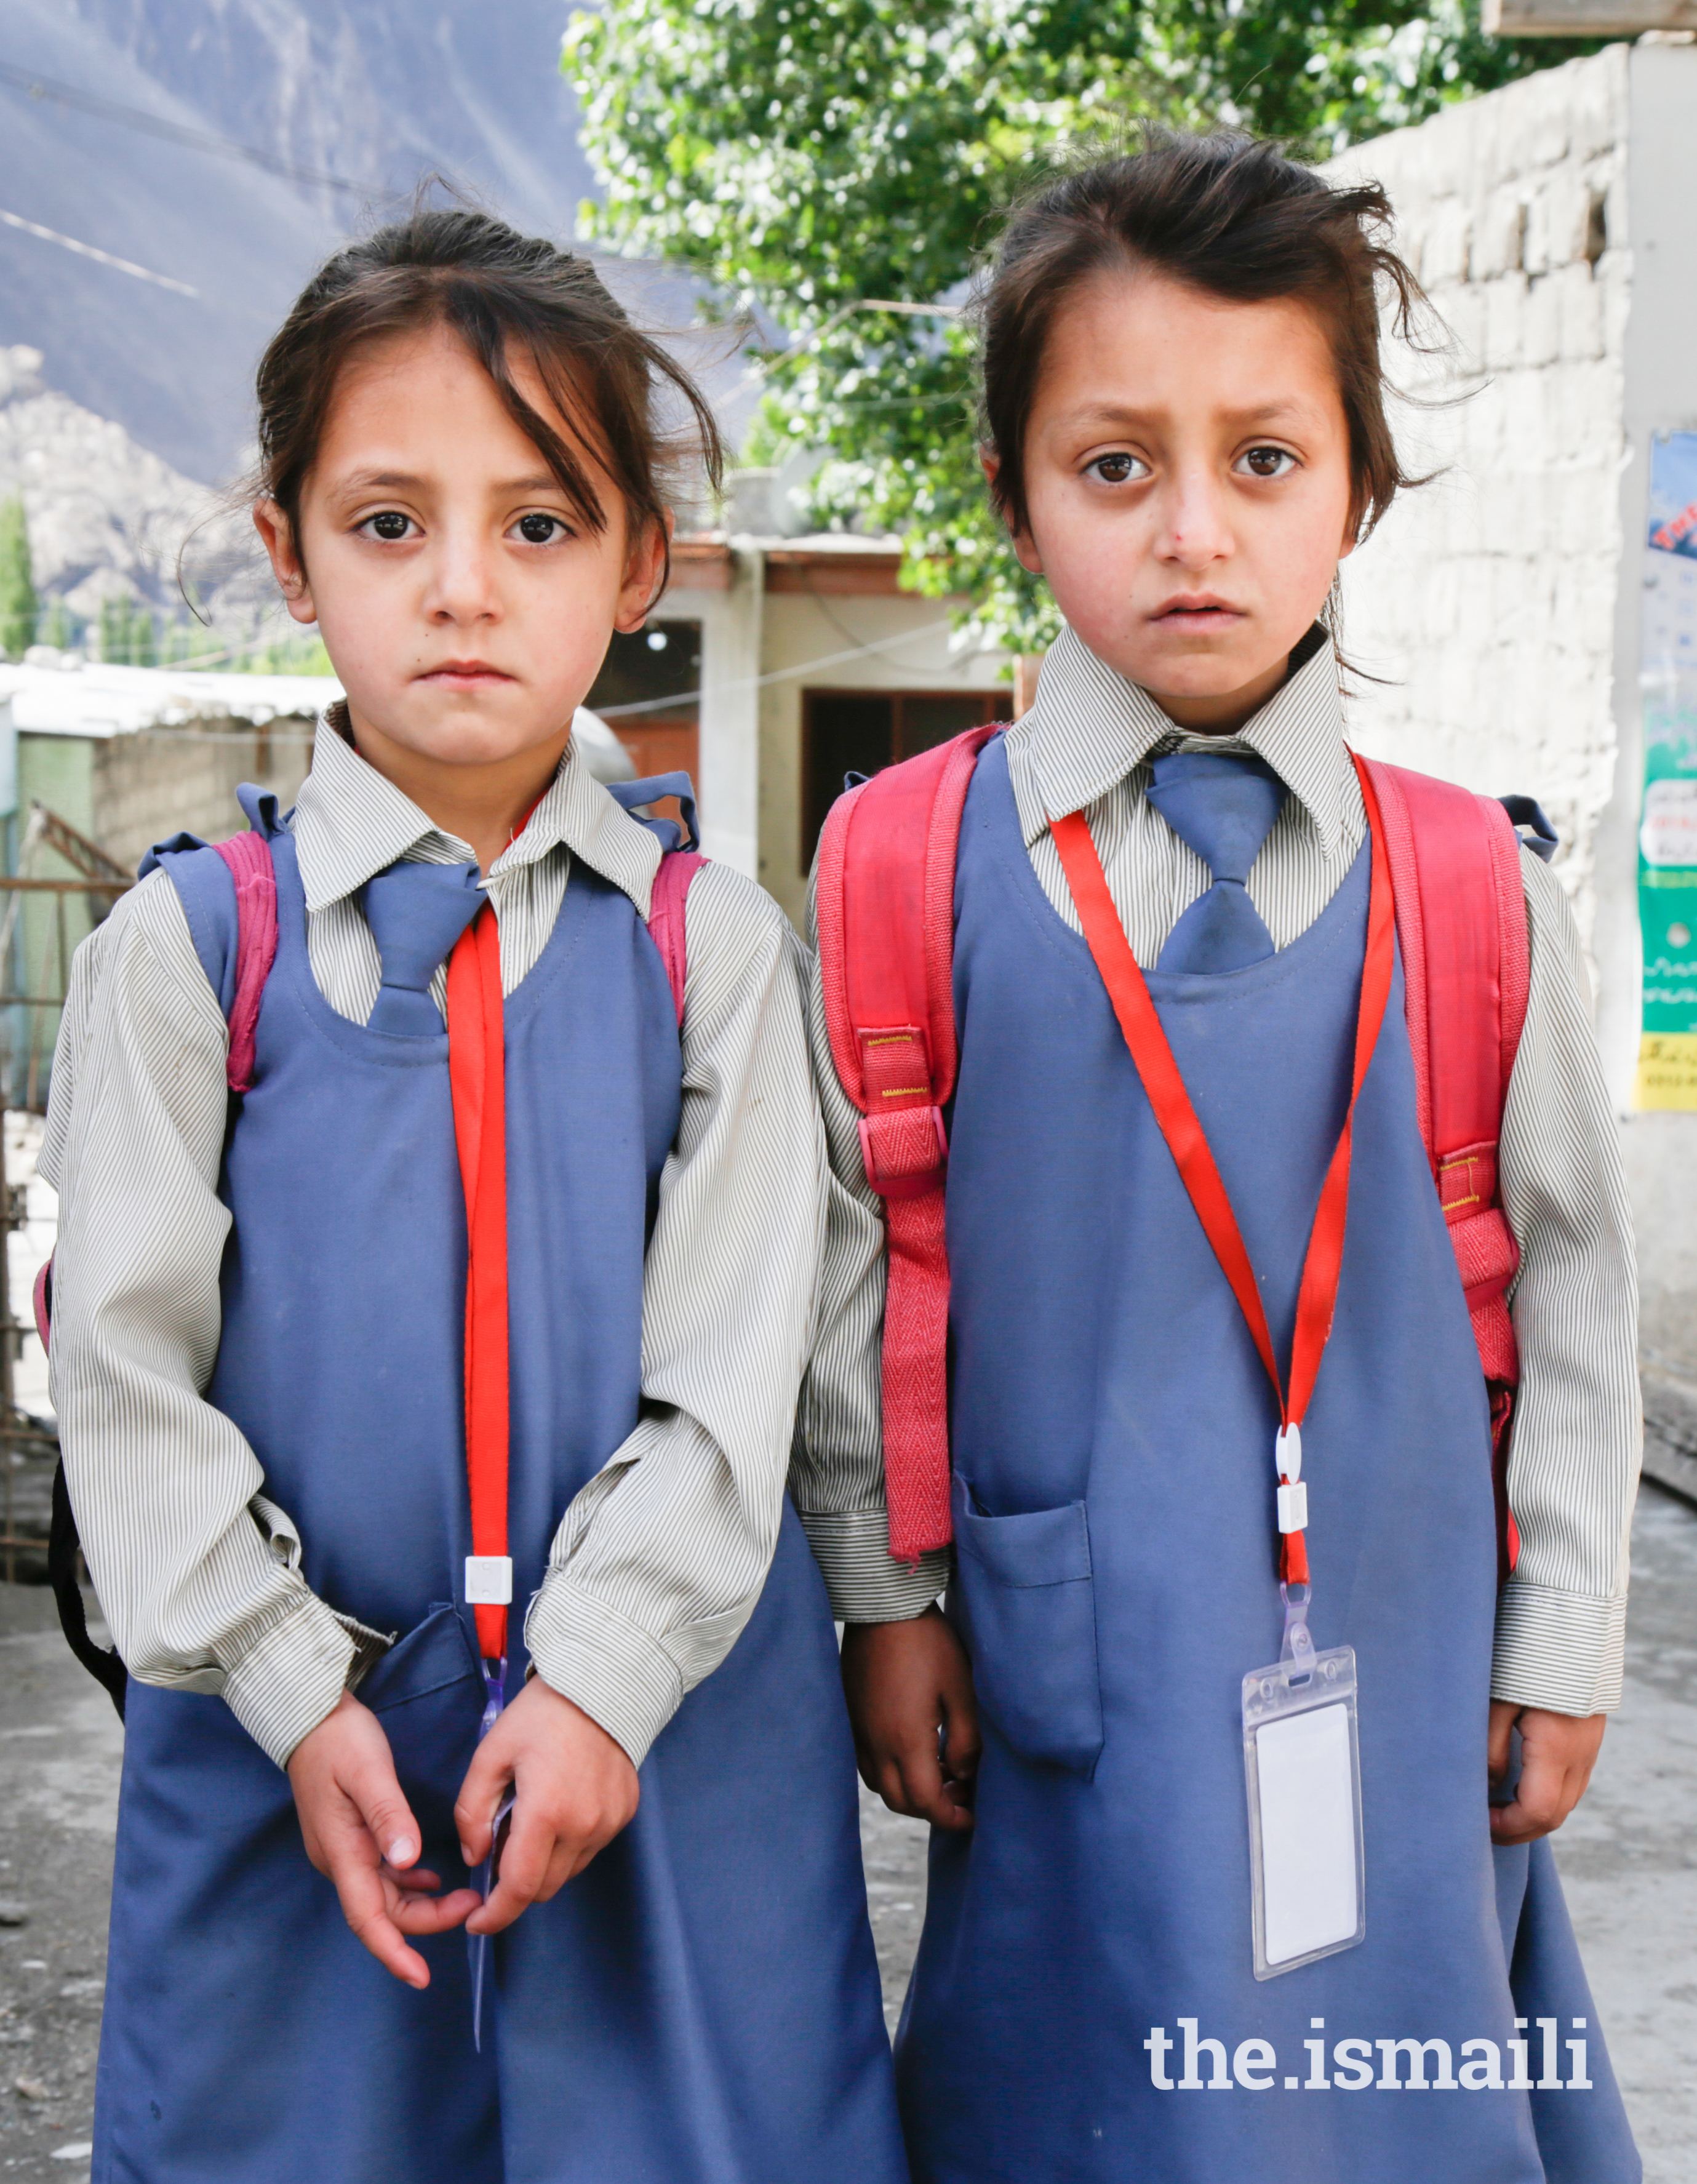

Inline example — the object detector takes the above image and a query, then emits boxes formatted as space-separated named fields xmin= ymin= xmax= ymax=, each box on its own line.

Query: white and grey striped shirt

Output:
xmin=796 ymin=623 xmax=1640 ymax=1719
xmin=42 ymin=724 xmax=827 ymax=1770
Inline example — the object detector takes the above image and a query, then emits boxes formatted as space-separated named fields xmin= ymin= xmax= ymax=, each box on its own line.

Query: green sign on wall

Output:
xmin=1639 ymin=433 xmax=1697 ymax=1111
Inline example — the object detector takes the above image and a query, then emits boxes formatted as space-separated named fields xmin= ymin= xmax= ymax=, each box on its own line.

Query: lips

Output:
xmin=418 ymin=661 xmax=515 ymax=683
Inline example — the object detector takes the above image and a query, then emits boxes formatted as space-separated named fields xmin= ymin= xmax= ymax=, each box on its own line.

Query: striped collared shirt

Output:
xmin=797 ymin=623 xmax=1640 ymax=1718
xmin=42 ymin=726 xmax=826 ymax=1769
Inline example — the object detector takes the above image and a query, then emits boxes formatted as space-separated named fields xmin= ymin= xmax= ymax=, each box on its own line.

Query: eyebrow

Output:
xmin=330 ymin=468 xmax=567 ymax=497
xmin=1055 ymin=399 xmax=1315 ymax=433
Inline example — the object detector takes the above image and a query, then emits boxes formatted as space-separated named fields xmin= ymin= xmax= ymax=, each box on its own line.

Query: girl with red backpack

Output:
xmin=41 ymin=210 xmax=907 ymax=2184
xmin=798 ymin=134 xmax=1640 ymax=2182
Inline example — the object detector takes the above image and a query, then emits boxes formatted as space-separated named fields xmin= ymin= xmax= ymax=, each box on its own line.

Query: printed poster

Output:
xmin=1638 ymin=433 xmax=1697 ymax=1110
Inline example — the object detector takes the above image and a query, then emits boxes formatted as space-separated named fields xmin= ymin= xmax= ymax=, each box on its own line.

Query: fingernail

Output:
xmin=388 ymin=1838 xmax=415 ymax=1865
xmin=459 ymin=1844 xmax=474 ymax=1865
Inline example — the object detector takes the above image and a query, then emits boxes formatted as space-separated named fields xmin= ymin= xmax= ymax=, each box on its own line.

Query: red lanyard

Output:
xmin=1048 ymin=751 xmax=1396 ymax=1586
xmin=445 ymin=906 xmax=509 ymax=1661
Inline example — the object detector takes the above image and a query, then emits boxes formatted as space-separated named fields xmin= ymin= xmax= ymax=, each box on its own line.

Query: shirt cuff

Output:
xmin=1491 ymin=1578 xmax=1627 ymax=1716
xmin=524 ymin=1574 xmax=685 ymax=1768
xmin=218 ymin=1593 xmax=360 ymax=1767
xmin=797 ymin=1505 xmax=951 ymax=1622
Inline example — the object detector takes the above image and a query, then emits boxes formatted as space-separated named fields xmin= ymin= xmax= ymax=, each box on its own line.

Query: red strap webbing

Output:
xmin=816 ymin=726 xmax=1000 ymax=1561
xmin=1356 ymin=755 xmax=1529 ymax=1575
xmin=447 ymin=908 xmax=510 ymax=1662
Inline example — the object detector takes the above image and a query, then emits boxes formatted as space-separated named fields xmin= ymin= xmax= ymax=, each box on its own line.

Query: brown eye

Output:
xmin=1090 ymin=452 xmax=1146 ymax=484
xmin=1239 ymin=446 xmax=1295 ymax=479
xmin=516 ymin=513 xmax=565 ymax=543
xmin=368 ymin=510 xmax=410 ymax=540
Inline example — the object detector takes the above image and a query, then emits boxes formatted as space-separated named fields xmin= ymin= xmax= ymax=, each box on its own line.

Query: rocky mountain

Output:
xmin=0 ymin=1 xmax=597 ymax=484
xmin=0 ymin=344 xmax=276 ymax=650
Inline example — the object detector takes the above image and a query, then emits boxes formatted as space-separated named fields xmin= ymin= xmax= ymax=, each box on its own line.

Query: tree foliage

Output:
xmin=565 ymin=1 xmax=1598 ymax=650
xmin=0 ymin=497 xmax=38 ymax=660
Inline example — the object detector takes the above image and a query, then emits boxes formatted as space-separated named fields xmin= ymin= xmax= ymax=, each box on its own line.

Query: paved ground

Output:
xmin=4 ymin=1485 xmax=1697 ymax=2177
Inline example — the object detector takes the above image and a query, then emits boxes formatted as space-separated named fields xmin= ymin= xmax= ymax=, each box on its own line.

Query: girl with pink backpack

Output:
xmin=798 ymin=132 xmax=1641 ymax=2182
xmin=41 ymin=209 xmax=906 ymax=2184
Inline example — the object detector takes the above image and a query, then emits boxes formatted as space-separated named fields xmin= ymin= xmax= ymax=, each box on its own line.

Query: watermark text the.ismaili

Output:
xmin=1144 ymin=2018 xmax=1591 ymax=2091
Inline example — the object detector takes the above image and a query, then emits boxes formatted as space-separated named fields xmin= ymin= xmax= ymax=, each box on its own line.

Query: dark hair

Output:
xmin=253 ymin=204 xmax=724 ymax=597
xmin=979 ymin=131 xmax=1427 ymax=542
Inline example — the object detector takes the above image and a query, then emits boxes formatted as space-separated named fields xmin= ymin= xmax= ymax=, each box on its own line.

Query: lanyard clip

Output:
xmin=1280 ymin=1582 xmax=1316 ymax=1681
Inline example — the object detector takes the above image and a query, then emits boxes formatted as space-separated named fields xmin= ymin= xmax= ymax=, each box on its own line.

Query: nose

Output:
xmin=1152 ymin=459 xmax=1235 ymax=574
xmin=422 ymin=522 xmax=501 ymax=627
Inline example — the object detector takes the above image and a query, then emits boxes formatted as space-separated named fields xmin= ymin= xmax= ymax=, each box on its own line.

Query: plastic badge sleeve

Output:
xmin=1242 ymin=1644 xmax=1366 ymax=1980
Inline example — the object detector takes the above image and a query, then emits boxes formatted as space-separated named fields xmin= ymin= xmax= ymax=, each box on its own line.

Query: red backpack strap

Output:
xmin=816 ymin=724 xmax=1000 ymax=1562
xmin=212 ymin=830 xmax=279 ymax=1095
xmin=647 ymin=848 xmax=705 ymax=1027
xmin=1355 ymin=753 xmax=1530 ymax=1574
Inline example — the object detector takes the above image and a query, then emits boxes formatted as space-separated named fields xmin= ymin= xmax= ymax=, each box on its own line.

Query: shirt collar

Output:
xmin=1011 ymin=621 xmax=1351 ymax=857
xmin=290 ymin=715 xmax=663 ymax=916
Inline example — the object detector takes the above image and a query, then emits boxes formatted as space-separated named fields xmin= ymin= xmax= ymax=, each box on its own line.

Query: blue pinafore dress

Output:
xmin=92 ymin=800 xmax=908 ymax=2184
xmin=893 ymin=743 xmax=1638 ymax=2183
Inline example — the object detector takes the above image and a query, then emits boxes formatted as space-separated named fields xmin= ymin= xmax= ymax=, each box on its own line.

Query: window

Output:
xmin=586 ymin=620 xmax=701 ymax=785
xmin=801 ymin=688 xmax=1003 ymax=871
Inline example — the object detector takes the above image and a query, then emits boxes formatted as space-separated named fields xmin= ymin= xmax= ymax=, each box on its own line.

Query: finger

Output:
xmin=895 ymin=1742 xmax=974 ymax=1833
xmin=941 ymin=1690 xmax=983 ymax=1782
xmin=467 ymin=1807 xmax=556 ymax=1935
xmin=389 ymin=1885 xmax=482 ymax=1935
xmin=385 ymin=1863 xmax=444 ymax=1894
xmin=1486 ymin=1701 xmax=1518 ymax=1782
xmin=1490 ymin=1753 xmax=1569 ymax=1844
xmin=537 ymin=1840 xmax=586 ymax=1901
xmin=338 ymin=1864 xmax=431 ymax=1988
xmin=454 ymin=1743 xmax=514 ymax=1868
xmin=343 ymin=1749 xmax=425 ymax=1874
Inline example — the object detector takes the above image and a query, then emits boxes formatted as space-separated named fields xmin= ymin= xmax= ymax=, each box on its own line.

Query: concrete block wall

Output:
xmin=90 ymin=719 xmax=314 ymax=875
xmin=1330 ymin=47 xmax=1631 ymax=967
xmin=1332 ymin=42 xmax=1697 ymax=1399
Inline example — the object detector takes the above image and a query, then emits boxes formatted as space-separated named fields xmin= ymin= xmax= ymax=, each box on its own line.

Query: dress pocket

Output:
xmin=950 ymin=1473 xmax=1104 ymax=1777
xmin=357 ymin=1603 xmax=485 ymax=1832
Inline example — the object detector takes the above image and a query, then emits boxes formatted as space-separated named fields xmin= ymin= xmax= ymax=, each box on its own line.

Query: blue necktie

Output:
xmin=1146 ymin=750 xmax=1287 ymax=974
xmin=360 ymin=860 xmax=485 ymax=1034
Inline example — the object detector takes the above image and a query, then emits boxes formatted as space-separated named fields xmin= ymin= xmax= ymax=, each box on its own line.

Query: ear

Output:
xmin=982 ymin=447 xmax=1045 ymax=577
xmin=254 ymin=500 xmax=318 ymax=627
xmin=614 ymin=508 xmax=672 ymax=634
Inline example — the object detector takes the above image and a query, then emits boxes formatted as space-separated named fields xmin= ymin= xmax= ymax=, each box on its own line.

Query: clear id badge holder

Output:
xmin=1242 ymin=1585 xmax=1365 ymax=1980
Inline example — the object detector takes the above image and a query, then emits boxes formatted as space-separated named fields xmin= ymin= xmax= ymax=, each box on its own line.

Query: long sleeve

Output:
xmin=1491 ymin=847 xmax=1641 ymax=1718
xmin=41 ymin=873 xmax=379 ymax=1768
xmin=790 ymin=871 xmax=952 ymax=1623
xmin=523 ymin=861 xmax=830 ymax=1764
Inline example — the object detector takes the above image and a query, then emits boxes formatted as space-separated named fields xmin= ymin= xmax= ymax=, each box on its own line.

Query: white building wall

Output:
xmin=1331 ymin=42 xmax=1697 ymax=1393
xmin=1330 ymin=44 xmax=1632 ymax=976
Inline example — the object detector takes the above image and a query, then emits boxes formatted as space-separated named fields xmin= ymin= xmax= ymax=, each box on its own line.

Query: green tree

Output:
xmin=37 ymin=596 xmax=75 ymax=652
xmin=565 ymin=0 xmax=1599 ymax=648
xmin=0 ymin=497 xmax=38 ymax=659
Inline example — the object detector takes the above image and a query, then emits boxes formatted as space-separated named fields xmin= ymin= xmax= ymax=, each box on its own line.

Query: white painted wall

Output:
xmin=1331 ymin=41 xmax=1697 ymax=1380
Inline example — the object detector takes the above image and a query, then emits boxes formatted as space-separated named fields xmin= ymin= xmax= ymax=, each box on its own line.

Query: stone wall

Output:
xmin=90 ymin=718 xmax=314 ymax=874
xmin=1330 ymin=46 xmax=1631 ymax=964
xmin=1332 ymin=41 xmax=1697 ymax=1401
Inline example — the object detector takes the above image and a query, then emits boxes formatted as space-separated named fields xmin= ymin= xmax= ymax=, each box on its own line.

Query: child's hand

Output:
xmin=839 ymin=1604 xmax=981 ymax=1831
xmin=455 ymin=1677 xmax=640 ymax=1935
xmin=287 ymin=1691 xmax=482 ymax=1989
xmin=1488 ymin=1701 xmax=1607 ymax=1844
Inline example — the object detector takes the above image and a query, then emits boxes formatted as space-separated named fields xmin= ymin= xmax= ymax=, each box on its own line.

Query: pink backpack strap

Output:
xmin=647 ymin=848 xmax=705 ymax=1027
xmin=212 ymin=830 xmax=280 ymax=1095
xmin=1356 ymin=753 xmax=1530 ymax=1575
xmin=816 ymin=724 xmax=1001 ymax=1562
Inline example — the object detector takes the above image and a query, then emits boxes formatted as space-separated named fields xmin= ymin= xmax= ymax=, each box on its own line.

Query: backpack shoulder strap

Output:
xmin=210 ymin=830 xmax=279 ymax=1095
xmin=45 ymin=791 xmax=279 ymax=1712
xmin=815 ymin=724 xmax=1001 ymax=1562
xmin=647 ymin=847 xmax=705 ymax=1028
xmin=1356 ymin=753 xmax=1532 ymax=1575
xmin=604 ymin=772 xmax=708 ymax=1028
